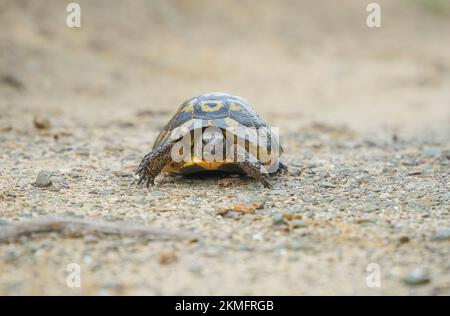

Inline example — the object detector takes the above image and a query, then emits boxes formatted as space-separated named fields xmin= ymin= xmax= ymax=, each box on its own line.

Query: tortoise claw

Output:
xmin=260 ymin=175 xmax=273 ymax=189
xmin=137 ymin=172 xmax=145 ymax=185
xmin=136 ymin=164 xmax=155 ymax=187
xmin=136 ymin=141 xmax=177 ymax=188
xmin=145 ymin=176 xmax=154 ymax=188
xmin=136 ymin=172 xmax=155 ymax=188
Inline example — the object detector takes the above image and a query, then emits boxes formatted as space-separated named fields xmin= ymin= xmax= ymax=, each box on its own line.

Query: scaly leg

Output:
xmin=136 ymin=141 xmax=181 ymax=187
xmin=234 ymin=147 xmax=272 ymax=188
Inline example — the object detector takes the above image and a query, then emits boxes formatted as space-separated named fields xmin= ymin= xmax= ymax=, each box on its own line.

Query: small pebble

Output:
xmin=252 ymin=233 xmax=263 ymax=241
xmin=401 ymin=159 xmax=418 ymax=166
xmin=223 ymin=211 xmax=241 ymax=219
xmin=272 ymin=212 xmax=287 ymax=225
xmin=288 ymin=168 xmax=302 ymax=176
xmin=52 ymin=177 xmax=70 ymax=189
xmin=356 ymin=177 xmax=368 ymax=185
xmin=398 ymin=236 xmax=410 ymax=244
xmin=5 ymin=191 xmax=16 ymax=198
xmin=321 ymin=182 xmax=336 ymax=189
xmin=2 ymin=75 xmax=24 ymax=90
xmin=75 ymin=148 xmax=90 ymax=156
xmin=159 ymin=251 xmax=178 ymax=265
xmin=403 ymin=268 xmax=431 ymax=285
xmin=291 ymin=220 xmax=307 ymax=228
xmin=35 ymin=170 xmax=53 ymax=188
xmin=83 ymin=235 xmax=99 ymax=244
xmin=420 ymin=147 xmax=441 ymax=158
xmin=33 ymin=116 xmax=51 ymax=130
xmin=431 ymin=228 xmax=450 ymax=241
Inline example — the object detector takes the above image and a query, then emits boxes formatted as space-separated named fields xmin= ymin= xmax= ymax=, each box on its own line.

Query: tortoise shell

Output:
xmin=153 ymin=92 xmax=282 ymax=174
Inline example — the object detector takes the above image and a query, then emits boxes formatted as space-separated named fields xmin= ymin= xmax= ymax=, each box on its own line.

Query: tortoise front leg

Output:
xmin=234 ymin=147 xmax=272 ymax=188
xmin=136 ymin=141 xmax=179 ymax=187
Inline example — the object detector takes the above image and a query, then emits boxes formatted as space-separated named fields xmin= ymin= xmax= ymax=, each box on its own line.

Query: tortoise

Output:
xmin=136 ymin=92 xmax=287 ymax=188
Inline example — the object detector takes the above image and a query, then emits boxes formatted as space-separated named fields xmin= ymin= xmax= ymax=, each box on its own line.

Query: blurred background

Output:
xmin=1 ymin=0 xmax=450 ymax=296
xmin=1 ymin=0 xmax=449 ymax=141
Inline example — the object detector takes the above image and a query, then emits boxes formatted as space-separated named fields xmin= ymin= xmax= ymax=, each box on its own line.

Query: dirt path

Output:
xmin=0 ymin=0 xmax=449 ymax=295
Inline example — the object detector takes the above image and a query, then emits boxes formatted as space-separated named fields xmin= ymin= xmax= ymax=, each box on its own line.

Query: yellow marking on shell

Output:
xmin=229 ymin=101 xmax=244 ymax=112
xmin=180 ymin=103 xmax=194 ymax=113
xmin=200 ymin=102 xmax=224 ymax=112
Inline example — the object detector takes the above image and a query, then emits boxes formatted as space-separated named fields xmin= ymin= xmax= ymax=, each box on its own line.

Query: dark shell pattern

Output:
xmin=153 ymin=92 xmax=276 ymax=151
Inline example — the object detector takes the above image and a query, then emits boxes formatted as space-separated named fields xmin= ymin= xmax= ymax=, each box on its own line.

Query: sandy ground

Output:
xmin=0 ymin=0 xmax=449 ymax=295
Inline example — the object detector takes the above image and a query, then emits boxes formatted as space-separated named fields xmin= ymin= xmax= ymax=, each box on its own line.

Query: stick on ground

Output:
xmin=0 ymin=216 xmax=198 ymax=242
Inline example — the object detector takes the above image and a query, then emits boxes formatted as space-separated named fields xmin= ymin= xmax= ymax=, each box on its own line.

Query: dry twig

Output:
xmin=0 ymin=216 xmax=197 ymax=242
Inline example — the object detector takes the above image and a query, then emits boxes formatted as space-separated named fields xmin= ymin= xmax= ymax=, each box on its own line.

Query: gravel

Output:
xmin=0 ymin=0 xmax=449 ymax=296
